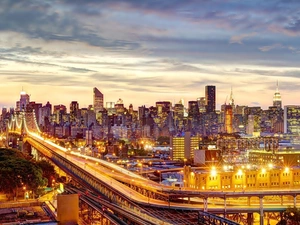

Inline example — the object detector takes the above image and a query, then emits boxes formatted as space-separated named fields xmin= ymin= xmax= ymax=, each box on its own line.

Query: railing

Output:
xmin=198 ymin=211 xmax=240 ymax=225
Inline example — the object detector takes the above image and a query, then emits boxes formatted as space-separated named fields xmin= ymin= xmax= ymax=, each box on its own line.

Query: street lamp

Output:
xmin=184 ymin=158 xmax=187 ymax=166
xmin=210 ymin=166 xmax=217 ymax=176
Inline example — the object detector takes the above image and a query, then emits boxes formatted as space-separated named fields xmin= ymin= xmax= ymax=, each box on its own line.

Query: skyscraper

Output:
xmin=53 ymin=104 xmax=67 ymax=124
xmin=197 ymin=97 xmax=206 ymax=113
xmin=188 ymin=101 xmax=199 ymax=118
xmin=174 ymin=101 xmax=184 ymax=130
xmin=224 ymin=105 xmax=233 ymax=133
xmin=205 ymin=85 xmax=216 ymax=113
xmin=16 ymin=90 xmax=30 ymax=111
xmin=93 ymin=87 xmax=104 ymax=113
xmin=273 ymin=81 xmax=282 ymax=109
xmin=70 ymin=101 xmax=79 ymax=122
xmin=284 ymin=105 xmax=300 ymax=134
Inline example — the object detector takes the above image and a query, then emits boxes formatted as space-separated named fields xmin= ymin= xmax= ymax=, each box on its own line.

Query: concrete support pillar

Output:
xmin=101 ymin=214 xmax=104 ymax=225
xmin=203 ymin=198 xmax=208 ymax=212
xmin=224 ymin=197 xmax=227 ymax=218
xmin=248 ymin=197 xmax=251 ymax=206
xmin=247 ymin=213 xmax=253 ymax=225
xmin=259 ymin=196 xmax=264 ymax=225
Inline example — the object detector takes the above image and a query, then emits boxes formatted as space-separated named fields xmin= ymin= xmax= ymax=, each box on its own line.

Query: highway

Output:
xmin=26 ymin=132 xmax=300 ymax=213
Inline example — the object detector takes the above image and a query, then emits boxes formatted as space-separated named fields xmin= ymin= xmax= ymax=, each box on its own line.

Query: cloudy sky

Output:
xmin=1 ymin=0 xmax=300 ymax=110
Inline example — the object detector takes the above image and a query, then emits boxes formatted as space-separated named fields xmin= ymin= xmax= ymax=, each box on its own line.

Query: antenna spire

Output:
xmin=229 ymin=86 xmax=234 ymax=105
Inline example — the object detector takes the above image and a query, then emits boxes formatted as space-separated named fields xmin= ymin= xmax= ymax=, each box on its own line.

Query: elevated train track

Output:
xmin=22 ymin=133 xmax=240 ymax=225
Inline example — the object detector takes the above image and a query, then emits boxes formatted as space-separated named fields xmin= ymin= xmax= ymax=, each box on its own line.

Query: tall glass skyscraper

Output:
xmin=205 ymin=85 xmax=216 ymax=113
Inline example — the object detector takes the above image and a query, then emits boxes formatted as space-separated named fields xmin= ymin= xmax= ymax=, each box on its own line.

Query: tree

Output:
xmin=277 ymin=207 xmax=300 ymax=225
xmin=36 ymin=160 xmax=57 ymax=187
xmin=0 ymin=148 xmax=47 ymax=199
xmin=0 ymin=148 xmax=26 ymax=160
xmin=157 ymin=136 xmax=170 ymax=145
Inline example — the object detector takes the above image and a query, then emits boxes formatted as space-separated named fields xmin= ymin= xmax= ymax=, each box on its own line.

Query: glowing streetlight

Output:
xmin=211 ymin=166 xmax=217 ymax=176
xmin=268 ymin=163 xmax=273 ymax=169
xmin=285 ymin=167 xmax=290 ymax=173
xmin=184 ymin=158 xmax=187 ymax=166
xmin=237 ymin=169 xmax=243 ymax=176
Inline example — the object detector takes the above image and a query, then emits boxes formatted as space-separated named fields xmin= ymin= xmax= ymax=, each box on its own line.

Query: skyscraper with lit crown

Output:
xmin=16 ymin=90 xmax=30 ymax=111
xmin=273 ymin=81 xmax=282 ymax=109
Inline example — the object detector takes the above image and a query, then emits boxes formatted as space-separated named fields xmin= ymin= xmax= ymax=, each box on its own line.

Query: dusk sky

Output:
xmin=1 ymin=0 xmax=300 ymax=110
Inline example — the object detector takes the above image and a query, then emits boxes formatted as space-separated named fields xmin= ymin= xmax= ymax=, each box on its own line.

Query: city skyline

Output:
xmin=1 ymin=1 xmax=300 ymax=109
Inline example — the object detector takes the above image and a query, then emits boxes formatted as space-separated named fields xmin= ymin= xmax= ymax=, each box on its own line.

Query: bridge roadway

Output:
xmin=24 ymin=132 xmax=298 ymax=224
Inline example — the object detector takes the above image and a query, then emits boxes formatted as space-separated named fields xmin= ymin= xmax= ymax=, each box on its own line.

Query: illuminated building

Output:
xmin=174 ymin=101 xmax=184 ymax=130
xmin=138 ymin=105 xmax=146 ymax=122
xmin=248 ymin=149 xmax=298 ymax=166
xmin=235 ymin=105 xmax=247 ymax=115
xmin=16 ymin=90 xmax=30 ymax=111
xmin=111 ymin=124 xmax=128 ymax=139
xmin=217 ymin=137 xmax=278 ymax=152
xmin=53 ymin=105 xmax=67 ymax=124
xmin=170 ymin=132 xmax=199 ymax=160
xmin=155 ymin=101 xmax=172 ymax=128
xmin=197 ymin=97 xmax=206 ymax=113
xmin=70 ymin=101 xmax=79 ymax=123
xmin=93 ymin=87 xmax=104 ymax=113
xmin=224 ymin=105 xmax=233 ymax=133
xmin=156 ymin=101 xmax=172 ymax=117
xmin=273 ymin=81 xmax=282 ymax=109
xmin=128 ymin=104 xmax=133 ymax=115
xmin=188 ymin=101 xmax=199 ymax=119
xmin=26 ymin=102 xmax=42 ymax=124
xmin=115 ymin=98 xmax=125 ymax=114
xmin=247 ymin=114 xmax=261 ymax=135
xmin=205 ymin=85 xmax=216 ymax=113
xmin=106 ymin=102 xmax=116 ymax=115
xmin=184 ymin=163 xmax=300 ymax=190
xmin=284 ymin=105 xmax=300 ymax=134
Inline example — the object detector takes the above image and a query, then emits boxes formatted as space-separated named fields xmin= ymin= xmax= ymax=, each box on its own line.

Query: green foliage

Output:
xmin=0 ymin=148 xmax=47 ymax=197
xmin=36 ymin=160 xmax=57 ymax=187
xmin=157 ymin=136 xmax=170 ymax=145
xmin=0 ymin=148 xmax=26 ymax=160
xmin=118 ymin=139 xmax=126 ymax=146
xmin=135 ymin=148 xmax=148 ymax=156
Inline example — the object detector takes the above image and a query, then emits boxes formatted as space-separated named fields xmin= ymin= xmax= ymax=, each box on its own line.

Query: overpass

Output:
xmin=6 ymin=111 xmax=296 ymax=225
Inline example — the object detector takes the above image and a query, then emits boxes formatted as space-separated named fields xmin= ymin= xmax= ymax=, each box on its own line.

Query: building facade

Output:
xmin=284 ymin=105 xmax=300 ymax=134
xmin=93 ymin=87 xmax=104 ymax=113
xmin=171 ymin=132 xmax=199 ymax=160
xmin=205 ymin=85 xmax=216 ymax=113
